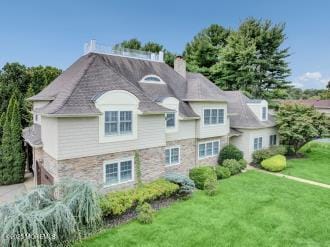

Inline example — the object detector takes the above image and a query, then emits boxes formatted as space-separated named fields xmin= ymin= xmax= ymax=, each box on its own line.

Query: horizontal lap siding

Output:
xmin=57 ymin=115 xmax=166 ymax=160
xmin=166 ymin=120 xmax=196 ymax=141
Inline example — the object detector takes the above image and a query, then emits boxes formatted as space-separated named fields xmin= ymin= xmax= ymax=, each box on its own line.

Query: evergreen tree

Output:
xmin=23 ymin=83 xmax=35 ymax=126
xmin=0 ymin=96 xmax=15 ymax=184
xmin=184 ymin=24 xmax=230 ymax=77
xmin=10 ymin=99 xmax=25 ymax=183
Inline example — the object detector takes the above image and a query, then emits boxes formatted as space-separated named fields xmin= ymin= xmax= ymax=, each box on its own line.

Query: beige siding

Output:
xmin=41 ymin=116 xmax=58 ymax=159
xmin=230 ymin=127 xmax=278 ymax=162
xmin=247 ymin=100 xmax=268 ymax=121
xmin=190 ymin=102 xmax=230 ymax=138
xmin=166 ymin=120 xmax=196 ymax=141
xmin=56 ymin=115 xmax=166 ymax=160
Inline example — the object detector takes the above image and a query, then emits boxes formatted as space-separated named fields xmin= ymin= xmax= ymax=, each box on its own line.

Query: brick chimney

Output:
xmin=174 ymin=56 xmax=186 ymax=78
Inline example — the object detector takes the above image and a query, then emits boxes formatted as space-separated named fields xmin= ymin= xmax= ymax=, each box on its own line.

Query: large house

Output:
xmin=23 ymin=40 xmax=278 ymax=191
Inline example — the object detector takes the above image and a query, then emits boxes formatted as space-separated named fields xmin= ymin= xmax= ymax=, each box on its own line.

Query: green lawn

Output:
xmin=77 ymin=171 xmax=330 ymax=247
xmin=282 ymin=142 xmax=330 ymax=184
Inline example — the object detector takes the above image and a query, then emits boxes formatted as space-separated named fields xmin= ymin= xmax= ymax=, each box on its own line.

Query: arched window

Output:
xmin=139 ymin=75 xmax=165 ymax=84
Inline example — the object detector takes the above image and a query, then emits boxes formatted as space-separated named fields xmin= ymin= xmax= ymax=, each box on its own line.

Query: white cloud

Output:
xmin=293 ymin=72 xmax=329 ymax=89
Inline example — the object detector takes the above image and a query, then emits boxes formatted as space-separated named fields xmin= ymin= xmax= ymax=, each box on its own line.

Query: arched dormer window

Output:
xmin=139 ymin=75 xmax=165 ymax=84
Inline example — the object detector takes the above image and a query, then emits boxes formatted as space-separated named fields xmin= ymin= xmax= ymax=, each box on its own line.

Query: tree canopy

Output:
xmin=276 ymin=103 xmax=329 ymax=154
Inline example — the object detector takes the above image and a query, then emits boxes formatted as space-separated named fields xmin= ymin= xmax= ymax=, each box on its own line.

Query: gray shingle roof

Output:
xmin=223 ymin=91 xmax=276 ymax=129
xmin=31 ymin=53 xmax=231 ymax=118
xmin=22 ymin=124 xmax=42 ymax=147
xmin=185 ymin=72 xmax=228 ymax=102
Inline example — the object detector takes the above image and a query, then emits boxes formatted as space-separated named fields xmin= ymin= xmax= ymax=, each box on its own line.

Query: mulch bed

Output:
xmin=103 ymin=194 xmax=185 ymax=228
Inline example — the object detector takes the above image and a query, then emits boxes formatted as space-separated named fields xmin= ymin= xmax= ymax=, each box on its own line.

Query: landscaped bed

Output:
xmin=76 ymin=171 xmax=330 ymax=247
xmin=282 ymin=142 xmax=330 ymax=184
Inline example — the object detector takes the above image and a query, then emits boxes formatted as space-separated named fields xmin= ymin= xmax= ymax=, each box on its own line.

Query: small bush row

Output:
xmin=100 ymin=179 xmax=179 ymax=216
xmin=252 ymin=145 xmax=287 ymax=164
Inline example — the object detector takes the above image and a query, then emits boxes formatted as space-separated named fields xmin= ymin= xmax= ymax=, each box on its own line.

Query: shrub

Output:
xmin=164 ymin=173 xmax=195 ymax=195
xmin=189 ymin=166 xmax=217 ymax=190
xmin=222 ymin=159 xmax=241 ymax=175
xmin=252 ymin=145 xmax=287 ymax=164
xmin=238 ymin=159 xmax=247 ymax=171
xmin=215 ymin=166 xmax=231 ymax=179
xmin=0 ymin=179 xmax=101 ymax=247
xmin=100 ymin=179 xmax=179 ymax=217
xmin=204 ymin=177 xmax=218 ymax=196
xmin=218 ymin=144 xmax=243 ymax=164
xmin=261 ymin=155 xmax=287 ymax=172
xmin=136 ymin=202 xmax=155 ymax=224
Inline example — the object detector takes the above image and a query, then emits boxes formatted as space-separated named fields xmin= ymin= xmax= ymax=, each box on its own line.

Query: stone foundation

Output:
xmin=37 ymin=136 xmax=227 ymax=193
xmin=196 ymin=136 xmax=228 ymax=166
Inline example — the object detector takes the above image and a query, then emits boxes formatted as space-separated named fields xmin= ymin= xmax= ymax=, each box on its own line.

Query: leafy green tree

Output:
xmin=276 ymin=103 xmax=329 ymax=154
xmin=28 ymin=66 xmax=61 ymax=94
xmin=114 ymin=38 xmax=142 ymax=50
xmin=184 ymin=24 xmax=230 ymax=77
xmin=114 ymin=39 xmax=176 ymax=67
xmin=142 ymin=42 xmax=163 ymax=53
xmin=23 ymin=84 xmax=35 ymax=126
xmin=211 ymin=31 xmax=257 ymax=91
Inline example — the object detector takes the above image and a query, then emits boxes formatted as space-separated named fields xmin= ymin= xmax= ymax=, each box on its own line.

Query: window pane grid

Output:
xmin=165 ymin=112 xmax=175 ymax=128
xmin=105 ymin=159 xmax=133 ymax=185
xmin=165 ymin=147 xmax=180 ymax=165
xmin=199 ymin=141 xmax=220 ymax=158
xmin=204 ymin=109 xmax=224 ymax=125
xmin=105 ymin=111 xmax=132 ymax=135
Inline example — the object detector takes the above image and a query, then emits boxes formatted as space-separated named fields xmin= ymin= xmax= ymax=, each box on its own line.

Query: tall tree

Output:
xmin=28 ymin=66 xmax=61 ymax=94
xmin=184 ymin=24 xmax=230 ymax=77
xmin=210 ymin=31 xmax=257 ymax=91
xmin=142 ymin=42 xmax=163 ymax=53
xmin=10 ymin=99 xmax=25 ymax=183
xmin=0 ymin=96 xmax=15 ymax=185
xmin=209 ymin=18 xmax=291 ymax=98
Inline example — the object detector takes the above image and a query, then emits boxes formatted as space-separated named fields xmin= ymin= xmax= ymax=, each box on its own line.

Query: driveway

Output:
xmin=0 ymin=173 xmax=34 ymax=204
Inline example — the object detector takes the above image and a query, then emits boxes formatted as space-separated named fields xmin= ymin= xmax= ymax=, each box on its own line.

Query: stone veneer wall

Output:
xmin=164 ymin=138 xmax=196 ymax=175
xmin=38 ymin=136 xmax=227 ymax=193
xmin=196 ymin=136 xmax=228 ymax=166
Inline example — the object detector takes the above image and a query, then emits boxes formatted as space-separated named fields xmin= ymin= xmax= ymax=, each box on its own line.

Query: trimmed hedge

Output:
xmin=189 ymin=166 xmax=217 ymax=190
xmin=164 ymin=173 xmax=195 ymax=195
xmin=261 ymin=155 xmax=286 ymax=172
xmin=100 ymin=179 xmax=179 ymax=216
xmin=252 ymin=145 xmax=287 ymax=164
xmin=215 ymin=166 xmax=231 ymax=179
xmin=222 ymin=159 xmax=241 ymax=175
xmin=218 ymin=144 xmax=243 ymax=164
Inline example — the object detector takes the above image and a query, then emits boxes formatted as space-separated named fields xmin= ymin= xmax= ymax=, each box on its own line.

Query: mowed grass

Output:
xmin=282 ymin=143 xmax=330 ymax=184
xmin=77 ymin=171 xmax=330 ymax=247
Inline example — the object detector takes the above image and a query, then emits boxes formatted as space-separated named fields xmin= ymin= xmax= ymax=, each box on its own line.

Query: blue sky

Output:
xmin=1 ymin=0 xmax=329 ymax=89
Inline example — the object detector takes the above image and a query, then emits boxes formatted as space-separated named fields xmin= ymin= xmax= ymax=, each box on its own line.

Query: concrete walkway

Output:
xmin=248 ymin=165 xmax=330 ymax=189
xmin=0 ymin=173 xmax=34 ymax=204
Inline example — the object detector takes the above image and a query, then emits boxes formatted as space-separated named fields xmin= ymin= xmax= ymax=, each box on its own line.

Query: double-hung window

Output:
xmin=165 ymin=147 xmax=180 ymax=165
xmin=262 ymin=107 xmax=267 ymax=120
xmin=199 ymin=141 xmax=220 ymax=159
xmin=104 ymin=159 xmax=133 ymax=186
xmin=165 ymin=112 xmax=175 ymax=128
xmin=254 ymin=137 xmax=263 ymax=150
xmin=105 ymin=111 xmax=132 ymax=135
xmin=204 ymin=109 xmax=224 ymax=125
xmin=269 ymin=135 xmax=277 ymax=146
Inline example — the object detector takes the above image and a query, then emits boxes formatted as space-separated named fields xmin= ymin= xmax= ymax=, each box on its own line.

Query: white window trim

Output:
xmin=253 ymin=137 xmax=263 ymax=151
xmin=103 ymin=157 xmax=134 ymax=187
xmin=261 ymin=106 xmax=268 ymax=121
xmin=139 ymin=75 xmax=165 ymax=84
xmin=165 ymin=146 xmax=181 ymax=166
xmin=202 ymin=108 xmax=226 ymax=127
xmin=104 ymin=110 xmax=133 ymax=136
xmin=165 ymin=111 xmax=177 ymax=129
xmin=269 ymin=134 xmax=277 ymax=146
xmin=198 ymin=140 xmax=220 ymax=160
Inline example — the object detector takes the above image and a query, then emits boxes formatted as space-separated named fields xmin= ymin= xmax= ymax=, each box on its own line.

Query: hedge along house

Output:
xmin=23 ymin=40 xmax=277 ymax=191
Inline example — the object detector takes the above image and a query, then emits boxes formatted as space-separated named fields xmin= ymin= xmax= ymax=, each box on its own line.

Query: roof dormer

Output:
xmin=139 ymin=75 xmax=165 ymax=84
xmin=246 ymin=100 xmax=268 ymax=121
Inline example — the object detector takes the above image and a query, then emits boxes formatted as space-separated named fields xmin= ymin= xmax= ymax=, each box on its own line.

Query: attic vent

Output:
xmin=139 ymin=75 xmax=165 ymax=84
